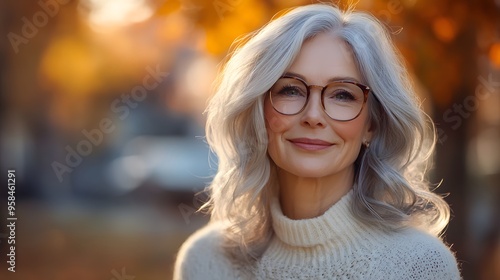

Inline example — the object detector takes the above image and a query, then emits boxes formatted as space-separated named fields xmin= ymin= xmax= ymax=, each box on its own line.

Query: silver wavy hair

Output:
xmin=203 ymin=3 xmax=450 ymax=260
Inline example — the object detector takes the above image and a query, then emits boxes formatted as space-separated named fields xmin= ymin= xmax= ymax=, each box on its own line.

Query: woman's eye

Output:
xmin=330 ymin=90 xmax=356 ymax=101
xmin=279 ymin=86 xmax=306 ymax=97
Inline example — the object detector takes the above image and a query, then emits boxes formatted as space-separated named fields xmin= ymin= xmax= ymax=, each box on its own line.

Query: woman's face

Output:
xmin=264 ymin=33 xmax=372 ymax=179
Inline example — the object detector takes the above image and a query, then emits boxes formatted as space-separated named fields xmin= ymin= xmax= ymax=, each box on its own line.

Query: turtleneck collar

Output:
xmin=270 ymin=190 xmax=375 ymax=247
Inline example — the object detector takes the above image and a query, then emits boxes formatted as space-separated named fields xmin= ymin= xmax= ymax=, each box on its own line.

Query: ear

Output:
xmin=363 ymin=119 xmax=374 ymax=143
xmin=363 ymin=130 xmax=373 ymax=142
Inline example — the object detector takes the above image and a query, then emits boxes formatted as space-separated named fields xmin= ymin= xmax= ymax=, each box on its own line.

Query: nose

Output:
xmin=300 ymin=86 xmax=327 ymax=128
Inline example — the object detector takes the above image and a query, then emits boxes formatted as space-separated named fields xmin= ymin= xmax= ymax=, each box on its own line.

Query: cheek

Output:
xmin=264 ymin=101 xmax=292 ymax=162
xmin=338 ymin=121 xmax=364 ymax=140
xmin=264 ymin=101 xmax=290 ymax=137
xmin=334 ymin=111 xmax=370 ymax=143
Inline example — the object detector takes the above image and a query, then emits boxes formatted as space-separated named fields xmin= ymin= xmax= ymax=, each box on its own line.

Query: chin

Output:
xmin=288 ymin=165 xmax=340 ymax=178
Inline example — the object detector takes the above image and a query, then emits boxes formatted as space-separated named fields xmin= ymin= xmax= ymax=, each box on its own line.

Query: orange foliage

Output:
xmin=489 ymin=42 xmax=500 ymax=69
xmin=432 ymin=17 xmax=457 ymax=42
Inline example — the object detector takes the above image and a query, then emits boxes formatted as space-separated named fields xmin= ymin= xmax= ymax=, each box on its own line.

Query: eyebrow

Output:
xmin=283 ymin=71 xmax=362 ymax=84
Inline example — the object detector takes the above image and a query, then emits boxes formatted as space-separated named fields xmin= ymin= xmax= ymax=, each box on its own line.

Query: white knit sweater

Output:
xmin=174 ymin=191 xmax=461 ymax=279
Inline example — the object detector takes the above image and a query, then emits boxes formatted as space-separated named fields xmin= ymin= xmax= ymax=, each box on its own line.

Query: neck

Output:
xmin=277 ymin=166 xmax=354 ymax=220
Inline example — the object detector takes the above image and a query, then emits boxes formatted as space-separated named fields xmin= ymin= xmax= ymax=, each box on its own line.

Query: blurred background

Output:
xmin=0 ymin=0 xmax=499 ymax=279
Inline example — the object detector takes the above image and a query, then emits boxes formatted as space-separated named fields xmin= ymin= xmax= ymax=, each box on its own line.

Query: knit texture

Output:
xmin=174 ymin=191 xmax=461 ymax=279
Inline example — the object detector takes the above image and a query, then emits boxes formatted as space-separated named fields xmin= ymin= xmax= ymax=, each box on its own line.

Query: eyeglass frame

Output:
xmin=268 ymin=75 xmax=371 ymax=122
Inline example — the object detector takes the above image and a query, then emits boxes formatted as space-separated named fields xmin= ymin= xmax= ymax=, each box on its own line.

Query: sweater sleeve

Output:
xmin=374 ymin=228 xmax=462 ymax=280
xmin=407 ymin=236 xmax=461 ymax=280
xmin=173 ymin=223 xmax=239 ymax=280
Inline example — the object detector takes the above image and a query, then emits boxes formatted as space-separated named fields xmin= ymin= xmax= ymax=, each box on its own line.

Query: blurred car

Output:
xmin=108 ymin=136 xmax=216 ymax=194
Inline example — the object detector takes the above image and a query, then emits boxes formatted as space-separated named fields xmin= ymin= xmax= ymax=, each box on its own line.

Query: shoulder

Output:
xmin=173 ymin=223 xmax=238 ymax=280
xmin=373 ymin=227 xmax=461 ymax=279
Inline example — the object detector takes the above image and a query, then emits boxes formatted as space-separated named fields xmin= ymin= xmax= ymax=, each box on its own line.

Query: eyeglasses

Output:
xmin=269 ymin=76 xmax=370 ymax=121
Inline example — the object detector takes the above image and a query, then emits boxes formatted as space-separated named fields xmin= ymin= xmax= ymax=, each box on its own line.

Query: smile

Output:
xmin=288 ymin=138 xmax=334 ymax=151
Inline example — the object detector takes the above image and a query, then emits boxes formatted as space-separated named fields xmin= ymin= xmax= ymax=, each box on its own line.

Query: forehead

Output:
xmin=286 ymin=33 xmax=362 ymax=84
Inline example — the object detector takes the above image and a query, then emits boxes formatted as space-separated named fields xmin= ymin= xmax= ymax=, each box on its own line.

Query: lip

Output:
xmin=288 ymin=138 xmax=334 ymax=151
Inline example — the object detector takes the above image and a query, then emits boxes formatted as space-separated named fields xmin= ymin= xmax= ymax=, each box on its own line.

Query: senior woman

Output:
xmin=174 ymin=4 xmax=461 ymax=279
